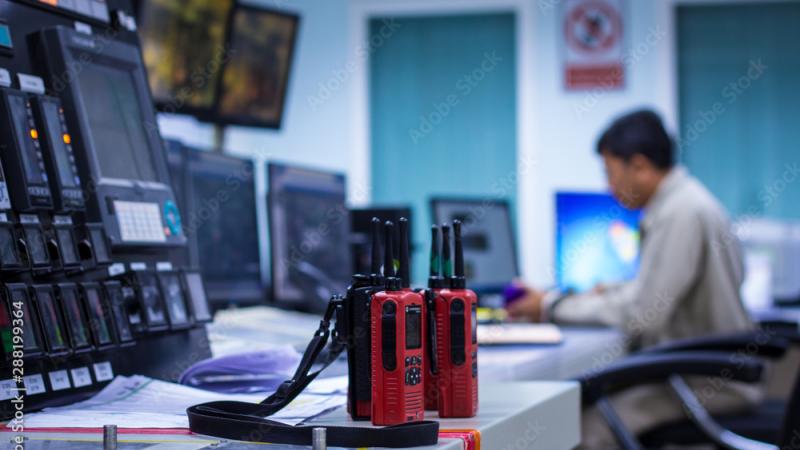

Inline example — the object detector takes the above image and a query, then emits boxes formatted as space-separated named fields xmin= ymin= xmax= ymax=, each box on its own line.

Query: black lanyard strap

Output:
xmin=187 ymin=295 xmax=440 ymax=447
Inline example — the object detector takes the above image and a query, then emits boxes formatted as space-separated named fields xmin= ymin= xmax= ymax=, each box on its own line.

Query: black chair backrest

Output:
xmin=780 ymin=347 xmax=800 ymax=448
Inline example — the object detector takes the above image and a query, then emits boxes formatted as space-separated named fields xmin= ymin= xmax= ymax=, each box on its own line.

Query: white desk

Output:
xmin=306 ymin=381 xmax=580 ymax=450
xmin=4 ymin=306 xmax=622 ymax=450
xmin=2 ymin=382 xmax=579 ymax=450
xmin=210 ymin=306 xmax=628 ymax=382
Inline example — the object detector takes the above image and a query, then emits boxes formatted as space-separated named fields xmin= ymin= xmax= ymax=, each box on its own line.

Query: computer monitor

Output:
xmin=137 ymin=1 xmax=299 ymax=129
xmin=431 ymin=198 xmax=519 ymax=294
xmin=555 ymin=191 xmax=642 ymax=293
xmin=216 ymin=3 xmax=299 ymax=128
xmin=137 ymin=0 xmax=234 ymax=116
xmin=350 ymin=207 xmax=413 ymax=275
xmin=268 ymin=162 xmax=351 ymax=313
xmin=183 ymin=150 xmax=263 ymax=305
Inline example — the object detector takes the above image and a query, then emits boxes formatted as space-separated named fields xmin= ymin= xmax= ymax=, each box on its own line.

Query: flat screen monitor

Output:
xmin=555 ymin=192 xmax=642 ymax=293
xmin=184 ymin=150 xmax=262 ymax=305
xmin=137 ymin=0 xmax=234 ymax=115
xmin=350 ymin=207 xmax=413 ymax=275
xmin=137 ymin=1 xmax=299 ymax=129
xmin=431 ymin=198 xmax=519 ymax=294
xmin=217 ymin=4 xmax=299 ymax=128
xmin=268 ymin=162 xmax=350 ymax=312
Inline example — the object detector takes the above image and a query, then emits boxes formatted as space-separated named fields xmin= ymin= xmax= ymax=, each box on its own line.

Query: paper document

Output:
xmin=17 ymin=375 xmax=346 ymax=429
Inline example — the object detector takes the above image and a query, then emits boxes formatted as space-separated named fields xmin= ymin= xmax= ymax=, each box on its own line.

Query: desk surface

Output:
xmin=0 ymin=382 xmax=579 ymax=450
xmin=210 ymin=306 xmax=627 ymax=382
xmin=3 ymin=306 xmax=619 ymax=450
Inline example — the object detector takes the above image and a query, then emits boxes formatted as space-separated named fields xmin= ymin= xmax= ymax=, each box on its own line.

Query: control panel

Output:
xmin=0 ymin=88 xmax=52 ymax=211
xmin=0 ymin=0 xmax=212 ymax=418
xmin=31 ymin=95 xmax=84 ymax=212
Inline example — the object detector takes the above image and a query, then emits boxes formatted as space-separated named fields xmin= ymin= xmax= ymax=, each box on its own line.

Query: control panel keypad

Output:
xmin=115 ymin=201 xmax=166 ymax=243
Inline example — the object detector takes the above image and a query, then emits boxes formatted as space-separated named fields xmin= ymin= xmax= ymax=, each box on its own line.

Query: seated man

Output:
xmin=509 ymin=109 xmax=761 ymax=449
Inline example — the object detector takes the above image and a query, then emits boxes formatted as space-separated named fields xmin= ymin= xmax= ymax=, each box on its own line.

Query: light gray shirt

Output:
xmin=550 ymin=167 xmax=752 ymax=347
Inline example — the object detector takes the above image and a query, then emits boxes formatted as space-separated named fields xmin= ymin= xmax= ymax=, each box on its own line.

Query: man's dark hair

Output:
xmin=596 ymin=109 xmax=674 ymax=170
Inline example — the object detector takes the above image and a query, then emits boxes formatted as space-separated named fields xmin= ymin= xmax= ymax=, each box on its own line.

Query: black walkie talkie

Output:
xmin=423 ymin=225 xmax=445 ymax=410
xmin=398 ymin=217 xmax=411 ymax=290
xmin=344 ymin=217 xmax=384 ymax=419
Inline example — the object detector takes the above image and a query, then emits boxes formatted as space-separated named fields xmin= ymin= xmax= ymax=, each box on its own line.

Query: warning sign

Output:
xmin=563 ymin=0 xmax=625 ymax=90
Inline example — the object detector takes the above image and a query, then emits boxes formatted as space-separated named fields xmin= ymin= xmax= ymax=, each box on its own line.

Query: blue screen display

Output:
xmin=0 ymin=25 xmax=11 ymax=49
xmin=555 ymin=192 xmax=642 ymax=292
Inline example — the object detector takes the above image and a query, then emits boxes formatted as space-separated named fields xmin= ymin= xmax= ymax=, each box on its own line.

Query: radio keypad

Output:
xmin=404 ymin=355 xmax=422 ymax=386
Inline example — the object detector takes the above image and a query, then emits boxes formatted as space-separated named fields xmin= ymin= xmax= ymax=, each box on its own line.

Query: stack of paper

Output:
xmin=18 ymin=375 xmax=348 ymax=429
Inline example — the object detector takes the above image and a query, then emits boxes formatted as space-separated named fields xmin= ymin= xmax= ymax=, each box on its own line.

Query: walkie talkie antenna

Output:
xmin=441 ymin=224 xmax=452 ymax=279
xmin=370 ymin=217 xmax=382 ymax=278
xmin=399 ymin=218 xmax=410 ymax=288
xmin=429 ymin=225 xmax=445 ymax=289
xmin=384 ymin=221 xmax=395 ymax=278
xmin=429 ymin=226 xmax=440 ymax=278
xmin=383 ymin=221 xmax=400 ymax=290
xmin=452 ymin=220 xmax=466 ymax=289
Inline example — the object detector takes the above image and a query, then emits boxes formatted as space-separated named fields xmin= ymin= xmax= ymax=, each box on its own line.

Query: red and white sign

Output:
xmin=563 ymin=0 xmax=625 ymax=90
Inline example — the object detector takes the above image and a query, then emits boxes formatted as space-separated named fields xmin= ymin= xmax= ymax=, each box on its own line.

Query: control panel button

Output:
xmin=48 ymin=370 xmax=71 ymax=391
xmin=93 ymin=361 xmax=114 ymax=382
xmin=23 ymin=374 xmax=46 ymax=395
xmin=70 ymin=367 xmax=92 ymax=387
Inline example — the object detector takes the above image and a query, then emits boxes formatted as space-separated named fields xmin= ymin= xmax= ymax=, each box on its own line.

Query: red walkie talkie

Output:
xmin=433 ymin=220 xmax=478 ymax=418
xmin=371 ymin=220 xmax=426 ymax=425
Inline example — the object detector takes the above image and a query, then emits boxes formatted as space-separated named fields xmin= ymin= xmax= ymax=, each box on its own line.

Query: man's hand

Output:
xmin=506 ymin=284 xmax=547 ymax=322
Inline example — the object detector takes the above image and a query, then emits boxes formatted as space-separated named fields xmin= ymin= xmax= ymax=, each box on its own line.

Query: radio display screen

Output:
xmin=405 ymin=305 xmax=422 ymax=350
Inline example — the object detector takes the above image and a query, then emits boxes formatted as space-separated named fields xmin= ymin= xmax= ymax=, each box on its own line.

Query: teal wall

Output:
xmin=678 ymin=3 xmax=800 ymax=220
xmin=369 ymin=13 xmax=517 ymax=284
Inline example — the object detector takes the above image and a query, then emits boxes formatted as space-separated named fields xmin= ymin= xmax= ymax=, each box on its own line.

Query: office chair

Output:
xmin=577 ymin=331 xmax=795 ymax=450
xmin=639 ymin=329 xmax=800 ymax=449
